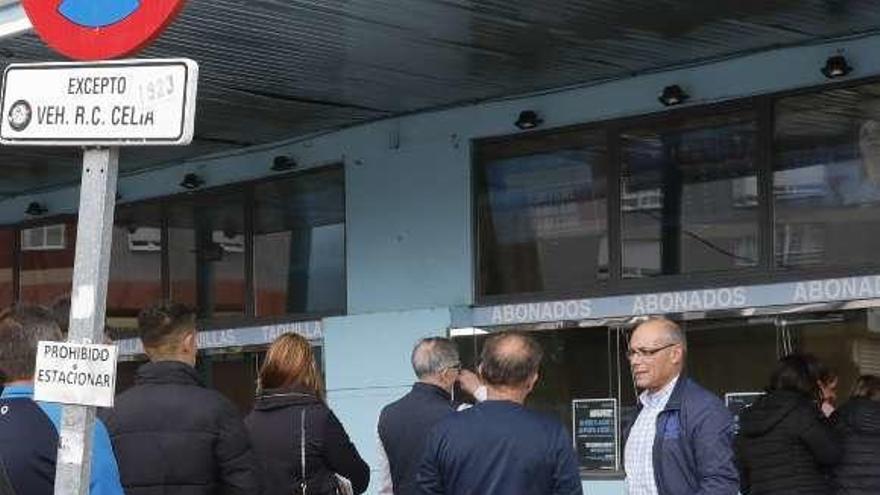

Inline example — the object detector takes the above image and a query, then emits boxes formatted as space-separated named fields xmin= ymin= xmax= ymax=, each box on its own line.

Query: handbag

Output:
xmin=296 ymin=407 xmax=354 ymax=495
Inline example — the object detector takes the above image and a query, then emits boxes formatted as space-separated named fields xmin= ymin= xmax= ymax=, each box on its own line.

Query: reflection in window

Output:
xmin=774 ymin=85 xmax=880 ymax=267
xmin=476 ymin=130 xmax=609 ymax=297
xmin=108 ymin=205 xmax=163 ymax=336
xmin=19 ymin=221 xmax=76 ymax=305
xmin=253 ymin=167 xmax=346 ymax=317
xmin=621 ymin=112 xmax=759 ymax=277
xmin=21 ymin=224 xmax=65 ymax=251
xmin=0 ymin=230 xmax=12 ymax=307
xmin=168 ymin=194 xmax=246 ymax=319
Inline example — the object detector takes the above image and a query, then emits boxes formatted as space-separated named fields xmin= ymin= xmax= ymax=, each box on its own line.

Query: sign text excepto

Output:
xmin=0 ymin=59 xmax=198 ymax=146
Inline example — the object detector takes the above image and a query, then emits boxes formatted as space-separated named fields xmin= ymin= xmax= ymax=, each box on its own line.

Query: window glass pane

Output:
xmin=684 ymin=314 xmax=865 ymax=414
xmin=254 ymin=167 xmax=346 ymax=317
xmin=168 ymin=193 xmax=246 ymax=319
xmin=0 ymin=229 xmax=13 ymax=307
xmin=621 ymin=112 xmax=759 ymax=278
xmin=168 ymin=219 xmax=196 ymax=308
xmin=476 ymin=130 xmax=609 ymax=297
xmin=20 ymin=220 xmax=75 ymax=306
xmin=774 ymin=84 xmax=880 ymax=267
xmin=108 ymin=204 xmax=163 ymax=336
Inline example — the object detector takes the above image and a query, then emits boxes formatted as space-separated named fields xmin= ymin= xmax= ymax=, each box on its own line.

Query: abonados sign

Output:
xmin=458 ymin=274 xmax=880 ymax=327
xmin=22 ymin=0 xmax=188 ymax=60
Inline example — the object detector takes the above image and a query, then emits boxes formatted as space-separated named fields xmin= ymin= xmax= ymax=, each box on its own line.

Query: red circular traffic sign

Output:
xmin=22 ymin=0 xmax=188 ymax=60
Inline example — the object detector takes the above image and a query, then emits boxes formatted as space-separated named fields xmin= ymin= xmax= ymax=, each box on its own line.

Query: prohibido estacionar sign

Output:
xmin=33 ymin=341 xmax=118 ymax=408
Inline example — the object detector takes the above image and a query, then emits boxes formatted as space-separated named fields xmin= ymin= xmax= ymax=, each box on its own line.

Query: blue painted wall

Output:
xmin=7 ymin=33 xmax=880 ymax=494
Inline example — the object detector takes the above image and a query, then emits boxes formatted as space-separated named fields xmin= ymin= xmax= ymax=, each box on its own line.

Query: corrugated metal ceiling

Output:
xmin=4 ymin=0 xmax=880 ymax=196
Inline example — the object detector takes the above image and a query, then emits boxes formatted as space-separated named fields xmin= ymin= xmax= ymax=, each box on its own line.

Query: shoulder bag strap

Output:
xmin=300 ymin=408 xmax=307 ymax=495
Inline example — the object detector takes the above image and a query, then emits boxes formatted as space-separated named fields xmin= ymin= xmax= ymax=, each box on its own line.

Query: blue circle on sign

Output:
xmin=58 ymin=0 xmax=140 ymax=28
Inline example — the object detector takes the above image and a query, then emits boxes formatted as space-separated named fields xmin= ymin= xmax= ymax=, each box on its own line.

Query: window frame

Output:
xmin=473 ymin=76 xmax=880 ymax=305
xmin=0 ymin=164 xmax=347 ymax=329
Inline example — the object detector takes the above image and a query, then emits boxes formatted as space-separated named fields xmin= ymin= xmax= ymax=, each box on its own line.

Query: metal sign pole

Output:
xmin=53 ymin=147 xmax=119 ymax=495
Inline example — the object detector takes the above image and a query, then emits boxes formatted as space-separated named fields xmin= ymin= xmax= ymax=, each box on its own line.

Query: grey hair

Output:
xmin=641 ymin=317 xmax=687 ymax=352
xmin=411 ymin=337 xmax=460 ymax=379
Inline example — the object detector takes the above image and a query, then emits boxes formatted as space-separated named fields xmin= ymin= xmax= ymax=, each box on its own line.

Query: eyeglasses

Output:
xmin=627 ymin=343 xmax=678 ymax=361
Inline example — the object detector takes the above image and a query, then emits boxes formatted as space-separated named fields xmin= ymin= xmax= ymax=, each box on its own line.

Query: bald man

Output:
xmin=623 ymin=318 xmax=738 ymax=495
xmin=417 ymin=332 xmax=582 ymax=495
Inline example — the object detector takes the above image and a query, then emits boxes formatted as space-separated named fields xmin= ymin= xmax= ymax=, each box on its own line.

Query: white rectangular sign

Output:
xmin=0 ymin=58 xmax=198 ymax=146
xmin=33 ymin=341 xmax=118 ymax=408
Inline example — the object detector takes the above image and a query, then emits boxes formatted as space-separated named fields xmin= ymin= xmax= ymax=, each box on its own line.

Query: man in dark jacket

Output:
xmin=417 ymin=331 xmax=583 ymax=495
xmin=102 ymin=302 xmax=259 ymax=495
xmin=623 ymin=318 xmax=738 ymax=495
xmin=377 ymin=337 xmax=483 ymax=495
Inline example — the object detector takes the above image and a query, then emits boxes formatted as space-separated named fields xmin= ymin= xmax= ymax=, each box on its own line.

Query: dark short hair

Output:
xmin=0 ymin=305 xmax=63 ymax=380
xmin=769 ymin=353 xmax=823 ymax=402
xmin=137 ymin=302 xmax=195 ymax=350
xmin=480 ymin=331 xmax=543 ymax=388
xmin=808 ymin=357 xmax=837 ymax=386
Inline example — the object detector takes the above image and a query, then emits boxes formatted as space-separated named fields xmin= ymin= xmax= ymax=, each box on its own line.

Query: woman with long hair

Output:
xmin=831 ymin=374 xmax=880 ymax=494
xmin=245 ymin=333 xmax=369 ymax=495
xmin=735 ymin=354 xmax=842 ymax=494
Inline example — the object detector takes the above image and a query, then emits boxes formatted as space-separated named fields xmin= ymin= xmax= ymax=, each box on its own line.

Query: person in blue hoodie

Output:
xmin=0 ymin=305 xmax=124 ymax=495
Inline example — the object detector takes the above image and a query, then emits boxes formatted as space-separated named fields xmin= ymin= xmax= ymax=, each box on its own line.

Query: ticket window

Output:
xmin=451 ymin=310 xmax=879 ymax=477
xmin=200 ymin=345 xmax=325 ymax=415
xmin=684 ymin=312 xmax=873 ymax=407
xmin=452 ymin=325 xmax=635 ymax=477
xmin=199 ymin=351 xmax=261 ymax=414
xmin=110 ymin=351 xmax=261 ymax=413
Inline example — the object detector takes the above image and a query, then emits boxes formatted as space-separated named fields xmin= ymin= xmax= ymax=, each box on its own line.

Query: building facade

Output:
xmin=5 ymin=28 xmax=880 ymax=495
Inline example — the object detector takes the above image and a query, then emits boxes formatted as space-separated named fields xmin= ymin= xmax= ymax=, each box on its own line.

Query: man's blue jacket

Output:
xmin=0 ymin=384 xmax=124 ymax=495
xmin=625 ymin=376 xmax=739 ymax=495
xmin=417 ymin=400 xmax=583 ymax=495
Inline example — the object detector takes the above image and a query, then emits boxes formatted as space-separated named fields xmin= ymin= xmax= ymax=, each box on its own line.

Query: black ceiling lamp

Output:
xmin=271 ymin=155 xmax=297 ymax=172
xmin=821 ymin=54 xmax=852 ymax=79
xmin=25 ymin=201 xmax=47 ymax=216
xmin=659 ymin=85 xmax=689 ymax=106
xmin=514 ymin=110 xmax=543 ymax=130
xmin=179 ymin=173 xmax=204 ymax=190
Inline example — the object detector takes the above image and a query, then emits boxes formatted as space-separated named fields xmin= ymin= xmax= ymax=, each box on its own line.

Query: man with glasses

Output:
xmin=624 ymin=317 xmax=738 ymax=495
xmin=377 ymin=337 xmax=483 ymax=495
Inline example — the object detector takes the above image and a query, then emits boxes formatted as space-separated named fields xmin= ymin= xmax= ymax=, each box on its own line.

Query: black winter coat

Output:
xmin=245 ymin=388 xmax=370 ymax=495
xmin=830 ymin=397 xmax=880 ymax=494
xmin=102 ymin=361 xmax=260 ymax=495
xmin=735 ymin=390 xmax=842 ymax=495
